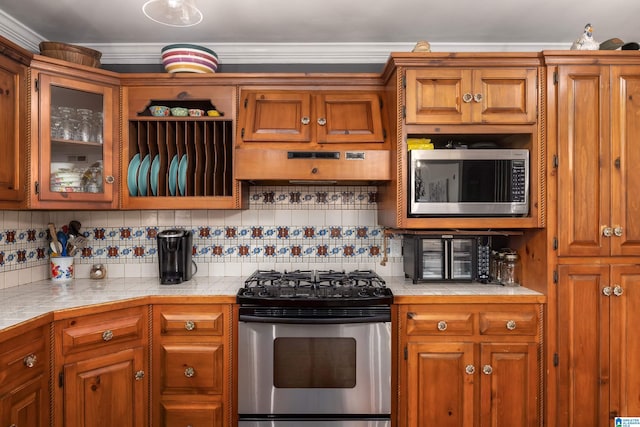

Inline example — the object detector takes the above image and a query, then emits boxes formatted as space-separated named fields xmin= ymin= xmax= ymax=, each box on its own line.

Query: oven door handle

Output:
xmin=239 ymin=315 xmax=391 ymax=324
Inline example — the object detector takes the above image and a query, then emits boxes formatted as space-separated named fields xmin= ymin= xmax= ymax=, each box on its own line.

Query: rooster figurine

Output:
xmin=571 ymin=23 xmax=599 ymax=50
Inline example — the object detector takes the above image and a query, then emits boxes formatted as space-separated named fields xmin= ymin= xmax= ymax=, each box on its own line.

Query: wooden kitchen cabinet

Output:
xmin=239 ymin=90 xmax=386 ymax=144
xmin=551 ymin=61 xmax=640 ymax=257
xmin=235 ymin=87 xmax=390 ymax=183
xmin=557 ymin=264 xmax=640 ymax=426
xmin=379 ymin=53 xmax=544 ymax=229
xmin=152 ymin=304 xmax=232 ymax=427
xmin=0 ymin=37 xmax=30 ymax=208
xmin=29 ymin=56 xmax=120 ymax=209
xmin=0 ymin=320 xmax=50 ymax=427
xmin=398 ymin=303 xmax=541 ymax=427
xmin=405 ymin=67 xmax=537 ymax=125
xmin=120 ymin=82 xmax=245 ymax=210
xmin=53 ymin=305 xmax=149 ymax=427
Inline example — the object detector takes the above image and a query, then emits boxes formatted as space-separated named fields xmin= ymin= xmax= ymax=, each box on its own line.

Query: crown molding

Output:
xmin=0 ymin=10 xmax=569 ymax=64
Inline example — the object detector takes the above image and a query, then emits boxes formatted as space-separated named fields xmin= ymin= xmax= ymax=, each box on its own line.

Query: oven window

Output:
xmin=273 ymin=338 xmax=356 ymax=388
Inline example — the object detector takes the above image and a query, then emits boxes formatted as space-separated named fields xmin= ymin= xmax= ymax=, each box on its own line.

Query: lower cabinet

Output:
xmin=557 ymin=263 xmax=640 ymax=426
xmin=0 ymin=321 xmax=50 ymax=427
xmin=54 ymin=306 xmax=149 ymax=427
xmin=398 ymin=303 xmax=542 ymax=427
xmin=152 ymin=304 xmax=232 ymax=427
xmin=62 ymin=347 xmax=147 ymax=427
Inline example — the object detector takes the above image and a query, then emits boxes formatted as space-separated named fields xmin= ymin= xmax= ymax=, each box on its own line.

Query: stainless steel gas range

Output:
xmin=237 ymin=269 xmax=393 ymax=427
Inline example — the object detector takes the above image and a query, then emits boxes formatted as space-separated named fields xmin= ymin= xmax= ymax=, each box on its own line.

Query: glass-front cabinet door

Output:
xmin=35 ymin=72 xmax=117 ymax=207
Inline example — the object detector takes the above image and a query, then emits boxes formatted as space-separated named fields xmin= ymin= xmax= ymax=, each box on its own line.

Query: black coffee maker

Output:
xmin=157 ymin=228 xmax=194 ymax=284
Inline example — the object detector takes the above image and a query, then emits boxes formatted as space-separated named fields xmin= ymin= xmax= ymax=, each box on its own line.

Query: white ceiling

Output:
xmin=0 ymin=0 xmax=638 ymax=65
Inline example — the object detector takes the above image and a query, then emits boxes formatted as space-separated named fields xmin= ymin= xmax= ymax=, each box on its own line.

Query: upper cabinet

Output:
xmin=29 ymin=56 xmax=120 ymax=209
xmin=405 ymin=68 xmax=537 ymax=125
xmin=0 ymin=38 xmax=30 ymax=208
xmin=379 ymin=53 xmax=544 ymax=230
xmin=235 ymin=83 xmax=391 ymax=183
xmin=546 ymin=53 xmax=640 ymax=257
xmin=240 ymin=90 xmax=385 ymax=144
xmin=120 ymin=80 xmax=245 ymax=210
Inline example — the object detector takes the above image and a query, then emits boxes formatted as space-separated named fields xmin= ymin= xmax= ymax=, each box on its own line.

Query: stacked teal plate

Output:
xmin=168 ymin=155 xmax=179 ymax=196
xmin=138 ymin=154 xmax=150 ymax=196
xmin=178 ymin=155 xmax=188 ymax=196
xmin=127 ymin=154 xmax=141 ymax=196
xmin=150 ymin=154 xmax=160 ymax=196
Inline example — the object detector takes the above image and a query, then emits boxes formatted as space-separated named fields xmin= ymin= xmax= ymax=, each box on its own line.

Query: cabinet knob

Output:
xmin=102 ymin=330 xmax=114 ymax=341
xmin=473 ymin=93 xmax=483 ymax=103
xmin=614 ymin=226 xmax=623 ymax=237
xmin=135 ymin=370 xmax=145 ymax=381
xmin=105 ymin=175 xmax=115 ymax=184
xmin=505 ymin=320 xmax=517 ymax=331
xmin=602 ymin=286 xmax=613 ymax=297
xmin=437 ymin=320 xmax=448 ymax=331
xmin=407 ymin=312 xmax=416 ymax=319
xmin=184 ymin=320 xmax=196 ymax=331
xmin=184 ymin=367 xmax=196 ymax=378
xmin=482 ymin=364 xmax=493 ymax=375
xmin=602 ymin=226 xmax=613 ymax=237
xmin=462 ymin=93 xmax=473 ymax=103
xmin=465 ymin=364 xmax=475 ymax=375
xmin=613 ymin=285 xmax=624 ymax=297
xmin=317 ymin=117 xmax=327 ymax=126
xmin=301 ymin=116 xmax=310 ymax=125
xmin=23 ymin=353 xmax=37 ymax=368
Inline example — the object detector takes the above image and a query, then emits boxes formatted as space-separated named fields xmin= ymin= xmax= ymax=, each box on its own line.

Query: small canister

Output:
xmin=501 ymin=251 xmax=520 ymax=287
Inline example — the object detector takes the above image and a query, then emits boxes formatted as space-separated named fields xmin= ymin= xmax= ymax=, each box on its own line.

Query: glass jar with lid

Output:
xmin=500 ymin=251 xmax=520 ymax=287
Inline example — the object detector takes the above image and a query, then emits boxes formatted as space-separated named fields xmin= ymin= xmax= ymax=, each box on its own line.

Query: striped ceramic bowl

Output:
xmin=161 ymin=44 xmax=218 ymax=73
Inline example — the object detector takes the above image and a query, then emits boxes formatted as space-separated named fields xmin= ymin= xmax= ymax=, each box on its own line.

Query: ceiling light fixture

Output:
xmin=142 ymin=0 xmax=203 ymax=27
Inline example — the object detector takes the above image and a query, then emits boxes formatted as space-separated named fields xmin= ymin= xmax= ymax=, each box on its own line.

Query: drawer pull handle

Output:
xmin=102 ymin=330 xmax=114 ymax=341
xmin=506 ymin=320 xmax=517 ymax=330
xmin=184 ymin=367 xmax=196 ymax=378
xmin=185 ymin=320 xmax=196 ymax=331
xmin=135 ymin=370 xmax=145 ymax=381
xmin=437 ymin=320 xmax=448 ymax=331
xmin=482 ymin=364 xmax=493 ymax=375
xmin=23 ymin=354 xmax=37 ymax=368
xmin=465 ymin=364 xmax=475 ymax=375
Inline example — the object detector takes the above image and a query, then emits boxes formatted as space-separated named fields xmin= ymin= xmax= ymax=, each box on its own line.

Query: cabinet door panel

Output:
xmin=1 ymin=374 xmax=47 ymax=427
xmin=315 ymin=93 xmax=385 ymax=143
xmin=64 ymin=347 xmax=147 ymax=427
xmin=610 ymin=265 xmax=640 ymax=418
xmin=406 ymin=342 xmax=474 ymax=427
xmin=557 ymin=66 xmax=611 ymax=256
xmin=557 ymin=265 xmax=610 ymax=427
xmin=160 ymin=343 xmax=223 ymax=393
xmin=473 ymin=68 xmax=537 ymax=124
xmin=161 ymin=401 xmax=223 ymax=427
xmin=611 ymin=68 xmax=640 ymax=255
xmin=405 ymin=68 xmax=472 ymax=124
xmin=0 ymin=55 xmax=25 ymax=203
xmin=479 ymin=343 xmax=539 ymax=427
xmin=241 ymin=92 xmax=312 ymax=142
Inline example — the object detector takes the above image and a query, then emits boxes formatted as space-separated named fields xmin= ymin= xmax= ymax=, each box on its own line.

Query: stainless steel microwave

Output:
xmin=409 ymin=149 xmax=529 ymax=216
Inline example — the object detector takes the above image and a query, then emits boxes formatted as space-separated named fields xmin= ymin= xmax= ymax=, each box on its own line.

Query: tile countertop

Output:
xmin=0 ymin=276 xmax=544 ymax=331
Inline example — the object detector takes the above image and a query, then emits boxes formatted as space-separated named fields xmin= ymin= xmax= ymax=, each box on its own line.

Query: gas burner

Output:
xmin=237 ymin=269 xmax=393 ymax=307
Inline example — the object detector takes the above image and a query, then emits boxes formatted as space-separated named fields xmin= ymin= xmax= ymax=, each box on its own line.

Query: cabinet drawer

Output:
xmin=157 ymin=305 xmax=225 ymax=337
xmin=161 ymin=401 xmax=223 ymax=427
xmin=479 ymin=310 xmax=539 ymax=336
xmin=160 ymin=344 xmax=224 ymax=393
xmin=58 ymin=306 xmax=147 ymax=355
xmin=0 ymin=325 xmax=47 ymax=389
xmin=406 ymin=311 xmax=474 ymax=336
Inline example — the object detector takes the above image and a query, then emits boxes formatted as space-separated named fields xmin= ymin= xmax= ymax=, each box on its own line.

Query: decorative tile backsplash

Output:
xmin=0 ymin=186 xmax=403 ymax=289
